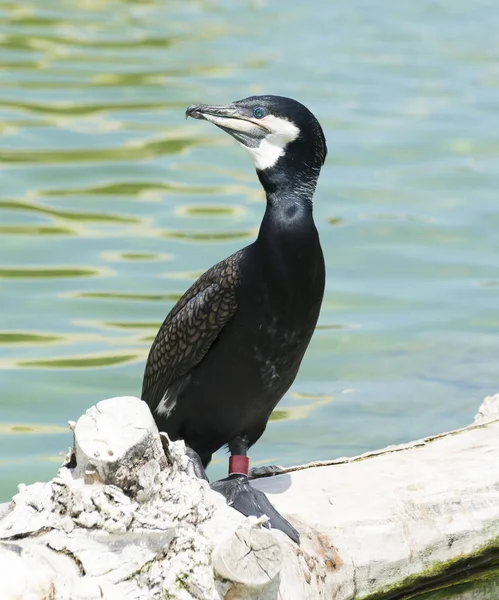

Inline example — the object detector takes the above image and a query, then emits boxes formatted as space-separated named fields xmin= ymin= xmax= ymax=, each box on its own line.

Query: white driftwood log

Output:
xmin=0 ymin=394 xmax=498 ymax=600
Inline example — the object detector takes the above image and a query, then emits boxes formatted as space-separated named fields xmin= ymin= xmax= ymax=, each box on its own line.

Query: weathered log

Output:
xmin=0 ymin=394 xmax=498 ymax=599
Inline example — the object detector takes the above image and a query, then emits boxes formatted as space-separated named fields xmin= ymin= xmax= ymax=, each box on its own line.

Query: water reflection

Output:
xmin=0 ymin=199 xmax=140 ymax=223
xmin=0 ymin=137 xmax=200 ymax=163
xmin=0 ymin=266 xmax=110 ymax=278
xmin=176 ymin=205 xmax=245 ymax=217
xmin=44 ymin=181 xmax=230 ymax=196
xmin=101 ymin=251 xmax=170 ymax=261
xmin=104 ymin=321 xmax=160 ymax=330
xmin=0 ymin=225 xmax=75 ymax=235
xmin=71 ymin=291 xmax=180 ymax=302
xmin=162 ymin=228 xmax=256 ymax=242
xmin=0 ymin=332 xmax=63 ymax=344
xmin=0 ymin=423 xmax=68 ymax=435
xmin=269 ymin=392 xmax=334 ymax=422
xmin=18 ymin=352 xmax=140 ymax=369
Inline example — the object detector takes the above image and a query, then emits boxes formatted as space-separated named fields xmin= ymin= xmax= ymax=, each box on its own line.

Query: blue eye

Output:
xmin=253 ymin=107 xmax=266 ymax=119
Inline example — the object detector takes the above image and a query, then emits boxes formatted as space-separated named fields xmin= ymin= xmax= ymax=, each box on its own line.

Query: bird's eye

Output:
xmin=253 ymin=107 xmax=266 ymax=119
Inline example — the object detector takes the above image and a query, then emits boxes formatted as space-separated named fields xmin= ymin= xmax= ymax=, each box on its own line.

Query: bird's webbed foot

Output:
xmin=211 ymin=473 xmax=300 ymax=544
xmin=249 ymin=464 xmax=285 ymax=479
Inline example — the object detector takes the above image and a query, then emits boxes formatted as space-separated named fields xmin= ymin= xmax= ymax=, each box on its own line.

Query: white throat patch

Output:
xmin=200 ymin=111 xmax=300 ymax=171
xmin=243 ymin=115 xmax=300 ymax=170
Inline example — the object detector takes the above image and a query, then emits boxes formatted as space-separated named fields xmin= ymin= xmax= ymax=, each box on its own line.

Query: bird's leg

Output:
xmin=227 ymin=435 xmax=250 ymax=476
xmin=229 ymin=436 xmax=284 ymax=478
xmin=210 ymin=435 xmax=300 ymax=544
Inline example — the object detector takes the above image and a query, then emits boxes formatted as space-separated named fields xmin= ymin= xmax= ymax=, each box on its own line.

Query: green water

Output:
xmin=0 ymin=1 xmax=498 ymax=596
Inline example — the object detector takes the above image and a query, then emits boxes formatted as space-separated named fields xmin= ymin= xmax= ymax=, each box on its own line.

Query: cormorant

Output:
xmin=142 ymin=95 xmax=327 ymax=543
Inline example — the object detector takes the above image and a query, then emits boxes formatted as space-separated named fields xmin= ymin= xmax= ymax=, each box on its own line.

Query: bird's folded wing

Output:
xmin=141 ymin=262 xmax=239 ymax=412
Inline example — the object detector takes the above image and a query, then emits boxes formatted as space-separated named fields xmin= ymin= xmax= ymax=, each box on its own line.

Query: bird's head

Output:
xmin=186 ymin=95 xmax=327 ymax=177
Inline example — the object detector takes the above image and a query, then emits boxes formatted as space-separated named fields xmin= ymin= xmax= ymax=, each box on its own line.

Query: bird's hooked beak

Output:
xmin=186 ymin=103 xmax=239 ymax=122
xmin=185 ymin=103 xmax=267 ymax=148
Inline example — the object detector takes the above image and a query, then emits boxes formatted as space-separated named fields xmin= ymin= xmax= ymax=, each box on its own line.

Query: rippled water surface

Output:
xmin=0 ymin=1 xmax=498 ymax=594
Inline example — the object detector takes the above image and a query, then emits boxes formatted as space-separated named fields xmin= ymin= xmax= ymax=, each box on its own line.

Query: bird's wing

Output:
xmin=141 ymin=252 xmax=241 ymax=414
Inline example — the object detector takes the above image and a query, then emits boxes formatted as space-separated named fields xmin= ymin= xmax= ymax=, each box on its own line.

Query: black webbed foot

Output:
xmin=249 ymin=464 xmax=284 ymax=479
xmin=211 ymin=473 xmax=300 ymax=544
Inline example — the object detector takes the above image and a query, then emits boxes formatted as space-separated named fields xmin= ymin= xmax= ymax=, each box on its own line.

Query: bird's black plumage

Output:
xmin=142 ymin=95 xmax=327 ymax=542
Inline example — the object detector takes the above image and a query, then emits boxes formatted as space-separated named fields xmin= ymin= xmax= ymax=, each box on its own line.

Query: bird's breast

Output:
xmin=249 ymin=315 xmax=311 ymax=395
xmin=231 ymin=224 xmax=325 ymax=395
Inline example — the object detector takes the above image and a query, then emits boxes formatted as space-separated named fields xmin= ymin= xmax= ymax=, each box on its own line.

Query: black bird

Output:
xmin=142 ymin=95 xmax=327 ymax=543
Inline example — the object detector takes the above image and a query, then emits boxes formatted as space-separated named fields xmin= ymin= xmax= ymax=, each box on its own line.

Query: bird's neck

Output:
xmin=254 ymin=166 xmax=324 ymax=306
xmin=257 ymin=163 xmax=320 ymax=202
xmin=257 ymin=165 xmax=320 ymax=236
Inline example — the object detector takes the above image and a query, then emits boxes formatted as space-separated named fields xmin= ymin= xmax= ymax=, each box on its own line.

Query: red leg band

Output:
xmin=229 ymin=455 xmax=249 ymax=476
